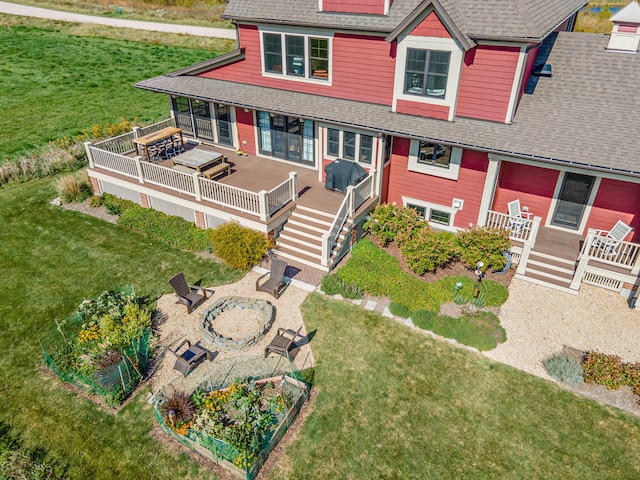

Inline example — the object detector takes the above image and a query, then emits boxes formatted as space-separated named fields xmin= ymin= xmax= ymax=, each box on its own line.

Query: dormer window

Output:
xmin=262 ymin=31 xmax=331 ymax=81
xmin=404 ymin=49 xmax=450 ymax=98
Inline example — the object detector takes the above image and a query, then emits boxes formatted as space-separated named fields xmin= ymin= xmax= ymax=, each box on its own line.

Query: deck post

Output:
xmin=288 ymin=171 xmax=298 ymax=201
xmin=320 ymin=232 xmax=330 ymax=267
xmin=346 ymin=185 xmax=355 ymax=216
xmin=528 ymin=216 xmax=542 ymax=246
xmin=570 ymin=254 xmax=590 ymax=290
xmin=134 ymin=156 xmax=144 ymax=184
xmin=369 ymin=169 xmax=377 ymax=197
xmin=132 ymin=126 xmax=141 ymax=139
xmin=193 ymin=172 xmax=202 ymax=202
xmin=631 ymin=248 xmax=640 ymax=275
xmin=84 ymin=142 xmax=95 ymax=168
xmin=259 ymin=190 xmax=268 ymax=222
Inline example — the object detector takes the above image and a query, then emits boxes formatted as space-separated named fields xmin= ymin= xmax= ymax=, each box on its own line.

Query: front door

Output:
xmin=551 ymin=172 xmax=595 ymax=230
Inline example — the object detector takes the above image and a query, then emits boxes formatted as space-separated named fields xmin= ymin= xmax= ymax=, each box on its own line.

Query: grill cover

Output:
xmin=324 ymin=159 xmax=367 ymax=193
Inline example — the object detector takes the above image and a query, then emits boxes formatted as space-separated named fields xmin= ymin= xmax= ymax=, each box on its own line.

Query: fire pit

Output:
xmin=198 ymin=296 xmax=275 ymax=351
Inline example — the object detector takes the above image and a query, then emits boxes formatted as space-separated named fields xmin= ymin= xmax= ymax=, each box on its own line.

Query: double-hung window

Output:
xmin=262 ymin=32 xmax=330 ymax=81
xmin=325 ymin=128 xmax=374 ymax=165
xmin=404 ymin=48 xmax=450 ymax=98
xmin=405 ymin=201 xmax=454 ymax=228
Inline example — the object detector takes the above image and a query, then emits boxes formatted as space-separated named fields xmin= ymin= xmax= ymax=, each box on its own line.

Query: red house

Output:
xmin=86 ymin=0 xmax=640 ymax=299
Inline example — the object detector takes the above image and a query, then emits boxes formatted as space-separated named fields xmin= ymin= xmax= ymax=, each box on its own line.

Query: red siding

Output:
xmin=408 ymin=11 xmax=452 ymax=38
xmin=386 ymin=138 xmax=488 ymax=229
xmin=395 ymin=99 xmax=449 ymax=120
xmin=587 ymin=178 xmax=640 ymax=242
xmin=456 ymin=45 xmax=520 ymax=122
xmin=519 ymin=45 xmax=539 ymax=99
xmin=492 ymin=162 xmax=559 ymax=224
xmin=322 ymin=0 xmax=384 ymax=15
xmin=199 ymin=25 xmax=395 ymax=105
xmin=381 ymin=162 xmax=391 ymax=203
xmin=235 ymin=108 xmax=256 ymax=155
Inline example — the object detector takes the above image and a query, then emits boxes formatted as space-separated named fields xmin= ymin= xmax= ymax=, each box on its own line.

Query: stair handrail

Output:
xmin=321 ymin=173 xmax=375 ymax=267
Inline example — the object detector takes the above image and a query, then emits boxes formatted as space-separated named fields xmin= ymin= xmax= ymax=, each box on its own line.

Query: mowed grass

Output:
xmin=281 ymin=294 xmax=640 ymax=479
xmin=0 ymin=178 xmax=243 ymax=478
xmin=0 ymin=17 xmax=221 ymax=158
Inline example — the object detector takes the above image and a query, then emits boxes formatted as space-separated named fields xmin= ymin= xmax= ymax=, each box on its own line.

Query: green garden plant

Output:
xmin=364 ymin=203 xmax=422 ymax=245
xmin=320 ymin=274 xmax=363 ymax=299
xmin=210 ymin=222 xmax=274 ymax=270
xmin=388 ymin=302 xmax=411 ymax=318
xmin=543 ymin=354 xmax=584 ymax=387
xmin=456 ymin=226 xmax=511 ymax=271
xmin=400 ymin=225 xmax=459 ymax=274
xmin=582 ymin=351 xmax=640 ymax=397
xmin=55 ymin=170 xmax=93 ymax=203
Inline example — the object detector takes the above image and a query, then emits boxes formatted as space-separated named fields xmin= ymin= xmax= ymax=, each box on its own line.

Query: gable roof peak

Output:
xmin=611 ymin=1 xmax=640 ymax=24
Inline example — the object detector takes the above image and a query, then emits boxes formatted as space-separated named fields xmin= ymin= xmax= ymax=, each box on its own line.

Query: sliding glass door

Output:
xmin=258 ymin=112 xmax=314 ymax=166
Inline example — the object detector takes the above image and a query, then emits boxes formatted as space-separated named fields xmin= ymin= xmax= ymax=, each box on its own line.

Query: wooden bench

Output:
xmin=202 ymin=162 xmax=231 ymax=180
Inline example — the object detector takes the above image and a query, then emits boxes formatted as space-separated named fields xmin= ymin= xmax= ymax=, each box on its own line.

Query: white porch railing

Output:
xmin=85 ymin=142 xmax=294 ymax=221
xmin=136 ymin=118 xmax=176 ymax=137
xmin=570 ymin=229 xmax=640 ymax=290
xmin=265 ymin=172 xmax=298 ymax=217
xmin=321 ymin=169 xmax=377 ymax=267
xmin=485 ymin=210 xmax=541 ymax=275
xmin=93 ymin=131 xmax=136 ymax=156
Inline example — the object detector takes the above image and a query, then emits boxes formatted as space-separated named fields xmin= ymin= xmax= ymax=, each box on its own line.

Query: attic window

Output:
xmin=533 ymin=64 xmax=552 ymax=77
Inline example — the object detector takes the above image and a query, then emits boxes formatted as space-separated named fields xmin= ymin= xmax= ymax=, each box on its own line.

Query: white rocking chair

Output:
xmin=592 ymin=220 xmax=632 ymax=256
xmin=507 ymin=199 xmax=532 ymax=234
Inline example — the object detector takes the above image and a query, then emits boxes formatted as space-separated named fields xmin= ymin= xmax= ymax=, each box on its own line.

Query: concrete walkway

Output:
xmin=0 ymin=1 xmax=236 ymax=39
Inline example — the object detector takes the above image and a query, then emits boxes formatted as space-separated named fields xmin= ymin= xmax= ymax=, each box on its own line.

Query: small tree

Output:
xmin=400 ymin=225 xmax=459 ymax=274
xmin=364 ymin=203 xmax=423 ymax=246
xmin=210 ymin=222 xmax=274 ymax=270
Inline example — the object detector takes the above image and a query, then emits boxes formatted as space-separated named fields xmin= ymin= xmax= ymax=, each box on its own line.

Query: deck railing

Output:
xmin=86 ymin=142 xmax=295 ymax=221
xmin=88 ymin=145 xmax=139 ymax=178
xmin=141 ymin=162 xmax=196 ymax=195
xmin=485 ymin=210 xmax=533 ymax=243
xmin=265 ymin=172 xmax=298 ymax=217
xmin=93 ymin=131 xmax=136 ymax=156
xmin=321 ymin=169 xmax=376 ymax=267
xmin=137 ymin=118 xmax=176 ymax=137
xmin=200 ymin=178 xmax=261 ymax=216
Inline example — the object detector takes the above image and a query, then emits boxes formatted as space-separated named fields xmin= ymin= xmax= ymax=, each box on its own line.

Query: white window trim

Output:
xmin=259 ymin=27 xmax=333 ymax=86
xmin=322 ymin=126 xmax=377 ymax=166
xmin=408 ymin=140 xmax=462 ymax=180
xmin=392 ymin=35 xmax=463 ymax=121
xmin=402 ymin=196 xmax=459 ymax=232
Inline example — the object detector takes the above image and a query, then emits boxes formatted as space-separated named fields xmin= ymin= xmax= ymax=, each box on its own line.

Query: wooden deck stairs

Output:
xmin=515 ymin=250 xmax=578 ymax=294
xmin=274 ymin=205 xmax=350 ymax=272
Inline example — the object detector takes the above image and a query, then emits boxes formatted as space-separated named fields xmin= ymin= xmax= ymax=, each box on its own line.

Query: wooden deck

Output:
xmin=532 ymin=226 xmax=584 ymax=261
xmin=153 ymin=142 xmax=346 ymax=215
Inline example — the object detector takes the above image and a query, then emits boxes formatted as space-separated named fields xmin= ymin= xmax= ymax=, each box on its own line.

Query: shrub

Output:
xmin=364 ymin=203 xmax=422 ymax=246
xmin=160 ymin=391 xmax=195 ymax=424
xmin=543 ymin=354 xmax=584 ymax=386
xmin=388 ymin=302 xmax=411 ymax=318
xmin=88 ymin=195 xmax=104 ymax=207
xmin=456 ymin=227 xmax=511 ymax=271
xmin=320 ymin=274 xmax=363 ymax=299
xmin=55 ymin=170 xmax=93 ymax=203
xmin=102 ymin=193 xmax=136 ymax=216
xmin=400 ymin=226 xmax=458 ymax=274
xmin=582 ymin=351 xmax=640 ymax=397
xmin=117 ymin=203 xmax=211 ymax=251
xmin=210 ymin=222 xmax=273 ymax=270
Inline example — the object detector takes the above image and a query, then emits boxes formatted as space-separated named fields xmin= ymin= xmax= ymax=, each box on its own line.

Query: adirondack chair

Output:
xmin=168 ymin=272 xmax=212 ymax=314
xmin=256 ymin=258 xmax=287 ymax=299
xmin=264 ymin=326 xmax=303 ymax=359
xmin=168 ymin=339 xmax=209 ymax=377
xmin=592 ymin=220 xmax=632 ymax=255
xmin=507 ymin=199 xmax=532 ymax=233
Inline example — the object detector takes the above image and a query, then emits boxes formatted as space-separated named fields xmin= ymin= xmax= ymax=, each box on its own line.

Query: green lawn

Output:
xmin=280 ymin=295 xmax=640 ymax=479
xmin=0 ymin=178 xmax=242 ymax=478
xmin=0 ymin=19 xmax=219 ymax=158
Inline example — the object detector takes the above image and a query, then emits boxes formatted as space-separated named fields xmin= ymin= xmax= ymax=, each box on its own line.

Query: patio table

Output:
xmin=133 ymin=126 xmax=184 ymax=162
xmin=172 ymin=149 xmax=230 ymax=179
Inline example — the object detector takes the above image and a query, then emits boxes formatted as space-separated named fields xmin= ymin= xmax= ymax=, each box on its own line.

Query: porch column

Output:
xmin=84 ymin=142 xmax=95 ymax=168
xmin=477 ymin=155 xmax=501 ymax=227
xmin=288 ymin=172 xmax=298 ymax=201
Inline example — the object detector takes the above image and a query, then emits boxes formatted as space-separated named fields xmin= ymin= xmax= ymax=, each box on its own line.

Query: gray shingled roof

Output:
xmin=223 ymin=0 xmax=587 ymax=41
xmin=135 ymin=32 xmax=640 ymax=176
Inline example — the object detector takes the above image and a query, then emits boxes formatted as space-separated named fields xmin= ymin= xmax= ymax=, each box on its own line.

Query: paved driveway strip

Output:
xmin=0 ymin=1 xmax=236 ymax=39
xmin=484 ymin=278 xmax=640 ymax=379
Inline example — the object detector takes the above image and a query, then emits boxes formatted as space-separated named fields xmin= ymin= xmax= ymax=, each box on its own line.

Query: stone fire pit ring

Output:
xmin=199 ymin=296 xmax=275 ymax=351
